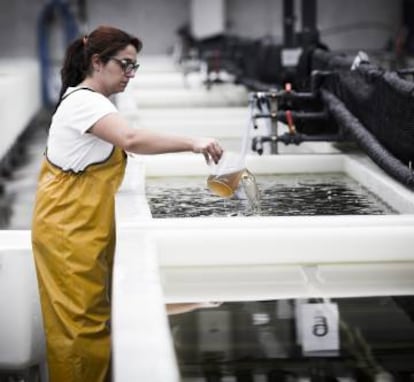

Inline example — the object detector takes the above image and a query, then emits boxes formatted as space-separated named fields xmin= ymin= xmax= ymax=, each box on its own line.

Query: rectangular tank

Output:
xmin=116 ymin=153 xmax=414 ymax=301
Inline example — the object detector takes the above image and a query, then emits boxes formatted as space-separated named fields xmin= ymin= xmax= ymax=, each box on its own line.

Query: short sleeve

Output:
xmin=58 ymin=89 xmax=118 ymax=135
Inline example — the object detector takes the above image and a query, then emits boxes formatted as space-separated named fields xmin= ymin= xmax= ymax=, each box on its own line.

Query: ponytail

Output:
xmin=58 ymin=37 xmax=88 ymax=102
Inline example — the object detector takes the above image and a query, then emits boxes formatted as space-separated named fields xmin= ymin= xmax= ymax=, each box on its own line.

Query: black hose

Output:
xmin=321 ymin=89 xmax=414 ymax=189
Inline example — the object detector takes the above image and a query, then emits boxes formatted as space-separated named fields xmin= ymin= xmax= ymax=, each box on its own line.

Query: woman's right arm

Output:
xmin=90 ymin=112 xmax=223 ymax=164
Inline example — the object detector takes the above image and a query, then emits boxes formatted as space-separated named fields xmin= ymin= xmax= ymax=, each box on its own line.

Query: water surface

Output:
xmin=146 ymin=173 xmax=396 ymax=218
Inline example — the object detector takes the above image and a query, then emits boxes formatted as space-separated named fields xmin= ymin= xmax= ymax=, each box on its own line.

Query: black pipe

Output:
xmin=252 ymin=132 xmax=340 ymax=154
xmin=278 ymin=131 xmax=339 ymax=144
xmin=235 ymin=370 xmax=254 ymax=382
xmin=247 ymin=70 xmax=333 ymax=103
xmin=283 ymin=0 xmax=296 ymax=48
xmin=310 ymin=70 xmax=333 ymax=93
xmin=301 ymin=0 xmax=318 ymax=46
xmin=279 ymin=110 xmax=327 ymax=122
xmin=251 ymin=135 xmax=277 ymax=154
xmin=253 ymin=110 xmax=328 ymax=121
xmin=250 ymin=90 xmax=316 ymax=102
xmin=321 ymin=89 xmax=414 ymax=189
xmin=396 ymin=67 xmax=414 ymax=80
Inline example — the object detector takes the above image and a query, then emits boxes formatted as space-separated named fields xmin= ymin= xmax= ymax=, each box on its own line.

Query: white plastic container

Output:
xmin=0 ymin=231 xmax=45 ymax=370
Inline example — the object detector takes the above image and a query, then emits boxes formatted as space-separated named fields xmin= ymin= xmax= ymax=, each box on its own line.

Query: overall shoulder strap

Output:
xmin=61 ymin=86 xmax=96 ymax=101
xmin=54 ymin=87 xmax=96 ymax=112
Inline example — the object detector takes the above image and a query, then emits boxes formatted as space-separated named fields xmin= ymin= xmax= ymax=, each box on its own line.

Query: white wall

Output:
xmin=227 ymin=0 xmax=402 ymax=52
xmin=0 ymin=0 xmax=44 ymax=58
xmin=190 ymin=0 xmax=225 ymax=39
xmin=227 ymin=0 xmax=284 ymax=43
xmin=86 ymin=0 xmax=189 ymax=54
xmin=0 ymin=0 xmax=403 ymax=57
xmin=318 ymin=0 xmax=402 ymax=52
xmin=0 ymin=0 xmax=189 ymax=58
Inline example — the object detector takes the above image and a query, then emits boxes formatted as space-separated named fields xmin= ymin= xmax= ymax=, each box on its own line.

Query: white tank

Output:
xmin=0 ymin=231 xmax=46 ymax=371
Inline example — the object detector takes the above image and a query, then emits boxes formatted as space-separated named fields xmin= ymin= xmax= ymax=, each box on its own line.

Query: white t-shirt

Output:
xmin=46 ymin=87 xmax=118 ymax=173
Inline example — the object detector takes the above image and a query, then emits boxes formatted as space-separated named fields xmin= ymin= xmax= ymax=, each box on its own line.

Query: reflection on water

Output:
xmin=169 ymin=296 xmax=414 ymax=381
xmin=146 ymin=173 xmax=396 ymax=218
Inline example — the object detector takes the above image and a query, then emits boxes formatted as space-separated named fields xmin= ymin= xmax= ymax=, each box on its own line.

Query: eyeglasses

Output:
xmin=109 ymin=57 xmax=140 ymax=74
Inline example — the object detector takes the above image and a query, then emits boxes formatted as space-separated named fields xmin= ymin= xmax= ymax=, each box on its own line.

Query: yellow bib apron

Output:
xmin=32 ymin=146 xmax=126 ymax=382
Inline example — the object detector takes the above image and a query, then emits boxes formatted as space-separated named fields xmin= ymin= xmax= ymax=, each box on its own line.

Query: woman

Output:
xmin=32 ymin=25 xmax=223 ymax=382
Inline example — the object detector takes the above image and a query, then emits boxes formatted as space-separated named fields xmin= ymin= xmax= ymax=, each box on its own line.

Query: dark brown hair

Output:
xmin=58 ymin=25 xmax=142 ymax=101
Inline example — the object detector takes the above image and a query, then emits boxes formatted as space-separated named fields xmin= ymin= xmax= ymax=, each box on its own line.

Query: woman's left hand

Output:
xmin=192 ymin=137 xmax=224 ymax=164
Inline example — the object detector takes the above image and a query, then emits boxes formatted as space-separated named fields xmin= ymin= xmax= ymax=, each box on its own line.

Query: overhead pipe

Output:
xmin=283 ymin=0 xmax=296 ymax=48
xmin=301 ymin=0 xmax=318 ymax=46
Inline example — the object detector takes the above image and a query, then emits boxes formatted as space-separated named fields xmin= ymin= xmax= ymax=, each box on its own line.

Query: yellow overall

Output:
xmin=32 ymin=146 xmax=126 ymax=382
